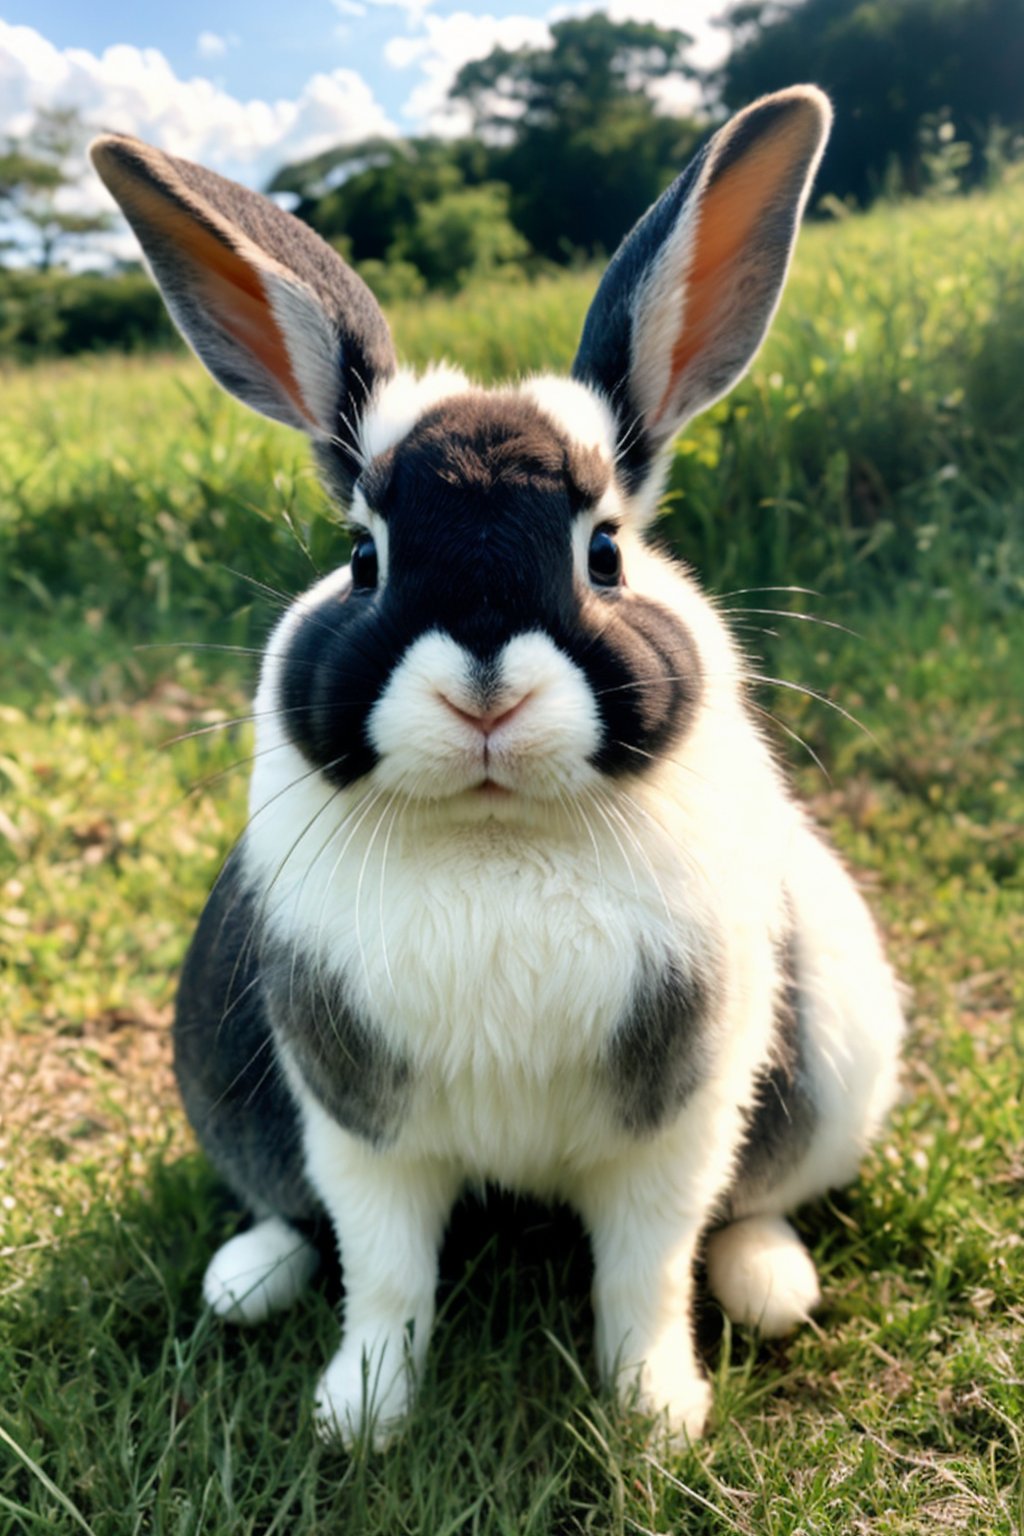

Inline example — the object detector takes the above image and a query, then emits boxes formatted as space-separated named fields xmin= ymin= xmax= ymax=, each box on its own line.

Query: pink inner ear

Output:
xmin=193 ymin=254 xmax=319 ymax=432
xmin=654 ymin=115 xmax=815 ymax=425
xmin=119 ymin=178 xmax=317 ymax=430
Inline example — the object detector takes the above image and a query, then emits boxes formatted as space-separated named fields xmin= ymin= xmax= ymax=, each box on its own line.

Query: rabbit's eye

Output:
xmin=351 ymin=534 xmax=378 ymax=592
xmin=588 ymin=525 xmax=622 ymax=588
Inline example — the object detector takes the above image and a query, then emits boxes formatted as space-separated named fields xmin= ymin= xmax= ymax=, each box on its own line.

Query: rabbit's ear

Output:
xmin=572 ymin=86 xmax=830 ymax=504
xmin=90 ymin=134 xmax=396 ymax=490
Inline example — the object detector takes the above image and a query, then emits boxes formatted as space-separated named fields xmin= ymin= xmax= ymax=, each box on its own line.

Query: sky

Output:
xmin=0 ymin=2 xmax=732 ymax=209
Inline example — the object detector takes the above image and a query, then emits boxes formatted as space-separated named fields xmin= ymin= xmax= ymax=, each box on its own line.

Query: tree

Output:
xmin=268 ymin=137 xmax=493 ymax=267
xmin=269 ymin=17 xmax=706 ymax=284
xmin=453 ymin=14 xmax=694 ymax=137
xmin=0 ymin=108 xmax=113 ymax=271
xmin=390 ymin=182 xmax=528 ymax=291
xmin=714 ymin=0 xmax=1024 ymax=205
xmin=449 ymin=15 xmax=703 ymax=260
xmin=270 ymin=135 xmax=529 ymax=292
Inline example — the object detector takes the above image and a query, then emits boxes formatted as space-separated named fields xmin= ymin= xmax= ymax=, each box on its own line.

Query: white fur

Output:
xmin=522 ymin=374 xmax=618 ymax=458
xmin=265 ymin=271 xmax=351 ymax=441
xmin=367 ymin=629 xmax=604 ymax=802
xmin=359 ymin=364 xmax=471 ymax=462
xmin=237 ymin=404 xmax=899 ymax=1446
xmin=706 ymin=1216 xmax=821 ymax=1336
xmin=203 ymin=1217 xmax=319 ymax=1324
xmin=240 ymin=473 xmax=901 ymax=1445
xmin=99 ymin=96 xmax=894 ymax=1449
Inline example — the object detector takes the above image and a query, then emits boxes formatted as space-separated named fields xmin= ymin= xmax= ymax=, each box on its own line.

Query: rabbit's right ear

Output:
xmin=90 ymin=134 xmax=396 ymax=496
xmin=572 ymin=87 xmax=830 ymax=511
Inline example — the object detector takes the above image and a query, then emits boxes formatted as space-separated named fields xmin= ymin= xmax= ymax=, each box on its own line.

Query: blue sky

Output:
xmin=1 ymin=0 xmax=562 ymax=120
xmin=0 ymin=1 xmax=727 ymax=250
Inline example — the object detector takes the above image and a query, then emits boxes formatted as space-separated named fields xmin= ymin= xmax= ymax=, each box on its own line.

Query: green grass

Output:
xmin=1 ymin=183 xmax=1023 ymax=1533
xmin=2 ymin=183 xmax=1022 ymax=655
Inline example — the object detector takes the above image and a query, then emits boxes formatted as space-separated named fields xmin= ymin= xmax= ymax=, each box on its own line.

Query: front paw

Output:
xmin=314 ymin=1340 xmax=414 ymax=1448
xmin=621 ymin=1344 xmax=713 ymax=1446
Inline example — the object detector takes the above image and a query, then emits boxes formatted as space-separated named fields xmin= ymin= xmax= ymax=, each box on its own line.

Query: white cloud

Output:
xmin=385 ymin=11 xmax=551 ymax=134
xmin=0 ymin=21 xmax=393 ymax=182
xmin=387 ymin=1 xmax=729 ymax=134
xmin=0 ymin=20 xmax=395 ymax=262
xmin=196 ymin=31 xmax=228 ymax=60
xmin=599 ymin=0 xmax=732 ymax=74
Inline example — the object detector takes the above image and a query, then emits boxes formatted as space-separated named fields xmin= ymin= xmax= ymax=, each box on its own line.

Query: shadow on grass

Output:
xmin=3 ymin=1150 xmax=913 ymax=1534
xmin=0 ymin=1155 xmax=612 ymax=1533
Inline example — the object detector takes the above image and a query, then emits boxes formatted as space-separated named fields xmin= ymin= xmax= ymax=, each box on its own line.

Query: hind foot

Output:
xmin=705 ymin=1216 xmax=820 ymax=1337
xmin=203 ymin=1216 xmax=320 ymax=1324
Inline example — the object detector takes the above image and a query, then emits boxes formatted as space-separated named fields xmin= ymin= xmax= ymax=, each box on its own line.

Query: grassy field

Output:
xmin=1 ymin=183 xmax=1022 ymax=1534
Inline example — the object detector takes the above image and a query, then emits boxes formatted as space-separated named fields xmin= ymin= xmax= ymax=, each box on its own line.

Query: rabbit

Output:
xmin=90 ymin=84 xmax=904 ymax=1447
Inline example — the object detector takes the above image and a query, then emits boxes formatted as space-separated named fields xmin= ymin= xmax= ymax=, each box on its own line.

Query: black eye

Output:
xmin=350 ymin=534 xmax=378 ymax=592
xmin=588 ymin=525 xmax=622 ymax=588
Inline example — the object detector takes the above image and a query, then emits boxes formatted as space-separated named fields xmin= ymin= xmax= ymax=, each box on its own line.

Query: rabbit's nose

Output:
xmin=438 ymin=692 xmax=533 ymax=735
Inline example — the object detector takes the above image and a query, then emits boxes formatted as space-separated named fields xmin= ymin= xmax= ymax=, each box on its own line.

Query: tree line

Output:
xmin=2 ymin=0 xmax=1022 ymax=356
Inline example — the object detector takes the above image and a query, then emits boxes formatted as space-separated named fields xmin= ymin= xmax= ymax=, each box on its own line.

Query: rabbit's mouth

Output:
xmin=366 ymin=629 xmax=606 ymax=806
xmin=474 ymin=779 xmax=512 ymax=797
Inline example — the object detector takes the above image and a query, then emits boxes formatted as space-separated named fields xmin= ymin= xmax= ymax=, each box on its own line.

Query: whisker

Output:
xmin=580 ymin=786 xmax=640 ymax=899
xmin=722 ymin=607 xmax=858 ymax=639
xmin=748 ymin=703 xmax=831 ymax=782
xmin=240 ymin=1041 xmax=287 ymax=1110
xmin=208 ymin=1023 xmax=275 ymax=1114
xmin=307 ymin=785 xmax=392 ymax=1062
xmin=173 ymin=740 xmax=293 ymax=805
xmin=607 ymin=737 xmax=706 ymax=788
xmin=590 ymin=668 xmax=874 ymax=749
xmin=217 ymin=763 xmax=354 ymax=1025
xmin=346 ymin=362 xmax=374 ymax=422
xmin=135 ymin=641 xmax=267 ymax=659
xmin=222 ymin=568 xmax=351 ymax=643
xmin=727 ymin=621 xmax=780 ymax=640
xmin=613 ymin=782 xmax=715 ymax=907
xmin=592 ymin=672 xmax=700 ymax=700
xmin=562 ymin=783 xmax=604 ymax=882
xmin=354 ymin=791 xmax=398 ymax=1001
xmin=612 ymin=406 xmax=647 ymax=467
xmin=138 ymin=640 xmax=327 ymax=677
xmin=747 ymin=673 xmax=879 ymax=748
xmin=221 ymin=567 xmax=299 ymax=612
xmin=592 ymin=786 xmax=674 ymax=926
xmin=376 ymin=794 xmax=404 ymax=999
xmin=158 ymin=703 xmax=321 ymax=750
xmin=713 ymin=584 xmax=823 ymax=601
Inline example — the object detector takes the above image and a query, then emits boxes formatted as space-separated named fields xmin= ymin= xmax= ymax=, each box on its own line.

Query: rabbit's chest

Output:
xmin=260 ymin=824 xmax=714 ymax=1172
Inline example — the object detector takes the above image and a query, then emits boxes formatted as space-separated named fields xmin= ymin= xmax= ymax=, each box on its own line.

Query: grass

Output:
xmin=1 ymin=181 xmax=1023 ymax=1533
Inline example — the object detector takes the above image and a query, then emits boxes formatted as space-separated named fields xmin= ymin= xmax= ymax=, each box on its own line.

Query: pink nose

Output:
xmin=439 ymin=693 xmax=531 ymax=735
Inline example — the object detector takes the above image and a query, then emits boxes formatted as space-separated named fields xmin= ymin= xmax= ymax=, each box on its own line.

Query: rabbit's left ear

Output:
xmin=90 ymin=134 xmax=396 ymax=494
xmin=572 ymin=86 xmax=831 ymax=506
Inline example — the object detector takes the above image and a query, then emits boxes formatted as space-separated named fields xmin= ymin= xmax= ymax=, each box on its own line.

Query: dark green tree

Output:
xmin=449 ymin=15 xmax=703 ymax=259
xmin=268 ymin=137 xmax=493 ymax=267
xmin=390 ymin=181 xmax=529 ymax=291
xmin=714 ymin=0 xmax=1024 ymax=205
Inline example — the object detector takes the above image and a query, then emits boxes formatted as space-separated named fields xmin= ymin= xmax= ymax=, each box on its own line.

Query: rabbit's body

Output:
xmin=93 ymin=85 xmax=904 ymax=1444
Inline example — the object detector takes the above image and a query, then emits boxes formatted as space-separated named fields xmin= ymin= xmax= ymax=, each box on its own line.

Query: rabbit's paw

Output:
xmin=619 ymin=1333 xmax=713 ymax=1446
xmin=706 ymin=1215 xmax=820 ymax=1337
xmin=313 ymin=1339 xmax=413 ymax=1449
xmin=634 ymin=1356 xmax=713 ymax=1447
xmin=203 ymin=1218 xmax=319 ymax=1325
